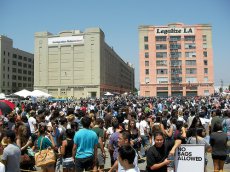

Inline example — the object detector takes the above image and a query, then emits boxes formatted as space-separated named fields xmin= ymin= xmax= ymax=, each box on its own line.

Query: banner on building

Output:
xmin=48 ymin=36 xmax=84 ymax=45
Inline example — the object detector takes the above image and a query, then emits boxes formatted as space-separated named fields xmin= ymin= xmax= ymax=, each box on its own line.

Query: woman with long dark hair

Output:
xmin=210 ymin=122 xmax=228 ymax=172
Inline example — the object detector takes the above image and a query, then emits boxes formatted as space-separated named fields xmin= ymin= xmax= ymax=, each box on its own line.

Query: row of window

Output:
xmin=2 ymin=82 xmax=32 ymax=87
xmin=145 ymin=68 xmax=209 ymax=75
xmin=11 ymin=75 xmax=32 ymax=81
xmin=144 ymin=60 xmax=208 ymax=66
xmin=145 ymin=51 xmax=208 ymax=58
xmin=3 ymin=52 xmax=33 ymax=62
xmin=144 ymin=43 xmax=207 ymax=50
xmin=145 ymin=76 xmax=209 ymax=84
xmin=144 ymin=35 xmax=207 ymax=42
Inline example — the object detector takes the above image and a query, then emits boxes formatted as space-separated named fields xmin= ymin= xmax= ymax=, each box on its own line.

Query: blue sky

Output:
xmin=1 ymin=0 xmax=229 ymax=88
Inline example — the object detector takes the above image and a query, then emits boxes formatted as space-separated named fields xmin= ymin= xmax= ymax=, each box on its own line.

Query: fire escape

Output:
xmin=169 ymin=37 xmax=182 ymax=95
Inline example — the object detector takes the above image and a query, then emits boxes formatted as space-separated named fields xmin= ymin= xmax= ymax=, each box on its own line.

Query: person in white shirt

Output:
xmin=28 ymin=110 xmax=37 ymax=141
xmin=118 ymin=144 xmax=140 ymax=172
xmin=139 ymin=115 xmax=150 ymax=156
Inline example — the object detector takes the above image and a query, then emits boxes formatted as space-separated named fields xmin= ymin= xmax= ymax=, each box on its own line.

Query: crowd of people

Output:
xmin=0 ymin=93 xmax=229 ymax=172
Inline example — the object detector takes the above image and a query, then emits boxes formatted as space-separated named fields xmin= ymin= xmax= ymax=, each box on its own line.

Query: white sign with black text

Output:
xmin=48 ymin=36 xmax=84 ymax=45
xmin=175 ymin=144 xmax=205 ymax=172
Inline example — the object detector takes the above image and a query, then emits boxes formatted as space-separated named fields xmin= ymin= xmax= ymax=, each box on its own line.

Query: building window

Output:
xmin=170 ymin=44 xmax=181 ymax=50
xmin=145 ymin=61 xmax=149 ymax=67
xmin=23 ymin=57 xmax=27 ymax=61
xmin=157 ymin=69 xmax=168 ymax=74
xmin=18 ymin=56 xmax=22 ymax=60
xmin=145 ymin=69 xmax=149 ymax=75
xmin=145 ymin=52 xmax=149 ymax=58
xmin=186 ymin=68 xmax=197 ymax=74
xmin=156 ymin=60 xmax=167 ymax=66
xmin=28 ymin=58 xmax=32 ymax=62
xmin=185 ymin=43 xmax=196 ymax=49
xmin=28 ymin=71 xmax=32 ymax=75
xmin=23 ymin=63 xmax=27 ymax=68
xmin=171 ymin=77 xmax=182 ymax=83
xmin=202 ymin=35 xmax=207 ymax=41
xmin=203 ymin=51 xmax=207 ymax=57
xmin=203 ymin=43 xmax=207 ymax=49
xmin=144 ymin=36 xmax=148 ymax=42
xmin=18 ymin=62 xmax=22 ymax=66
xmin=186 ymin=77 xmax=197 ymax=83
xmin=170 ymin=52 xmax=181 ymax=58
xmin=171 ymin=68 xmax=182 ymax=74
xmin=8 ymin=52 xmax=10 ymax=56
xmin=18 ymin=69 xmax=22 ymax=74
xmin=157 ymin=77 xmax=168 ymax=84
xmin=204 ymin=90 xmax=209 ymax=96
xmin=4 ymin=51 xmax=5 ymax=55
xmin=186 ymin=60 xmax=196 ymax=66
xmin=155 ymin=36 xmax=166 ymax=41
xmin=23 ymin=70 xmax=27 ymax=74
xmin=156 ymin=52 xmax=167 ymax=58
xmin=28 ymin=64 xmax=32 ymax=68
xmin=171 ymin=60 xmax=182 ymax=66
xmin=204 ymin=68 xmax=208 ymax=74
xmin=170 ymin=36 xmax=181 ymax=41
xmin=23 ymin=77 xmax=27 ymax=81
xmin=156 ymin=44 xmax=167 ymax=50
xmin=12 ymin=61 xmax=17 ymax=65
xmin=185 ymin=52 xmax=196 ymax=58
xmin=18 ymin=76 xmax=22 ymax=80
xmin=13 ymin=54 xmax=17 ymax=58
xmin=144 ymin=44 xmax=149 ymax=50
xmin=204 ymin=60 xmax=208 ymax=65
xmin=18 ymin=83 xmax=22 ymax=87
xmin=204 ymin=77 xmax=208 ymax=82
xmin=145 ymin=77 xmax=150 ymax=83
xmin=184 ymin=36 xmax=195 ymax=41
xmin=12 ymin=75 xmax=16 ymax=80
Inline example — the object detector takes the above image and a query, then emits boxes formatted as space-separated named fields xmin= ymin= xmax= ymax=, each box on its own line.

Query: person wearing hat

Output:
xmin=1 ymin=130 xmax=21 ymax=172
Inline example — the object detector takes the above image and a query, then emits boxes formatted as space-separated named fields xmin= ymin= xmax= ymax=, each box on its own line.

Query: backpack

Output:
xmin=223 ymin=119 xmax=228 ymax=133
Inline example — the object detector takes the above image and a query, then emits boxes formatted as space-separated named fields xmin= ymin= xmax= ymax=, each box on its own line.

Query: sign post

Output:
xmin=175 ymin=144 xmax=205 ymax=172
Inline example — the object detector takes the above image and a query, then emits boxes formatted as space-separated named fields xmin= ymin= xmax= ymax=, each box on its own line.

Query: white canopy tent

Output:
xmin=0 ymin=93 xmax=6 ymax=99
xmin=30 ymin=90 xmax=52 ymax=98
xmin=104 ymin=92 xmax=114 ymax=96
xmin=13 ymin=89 xmax=32 ymax=98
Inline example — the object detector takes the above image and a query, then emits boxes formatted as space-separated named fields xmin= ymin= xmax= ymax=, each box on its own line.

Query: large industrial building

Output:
xmin=0 ymin=35 xmax=34 ymax=94
xmin=139 ymin=23 xmax=214 ymax=97
xmin=34 ymin=28 xmax=134 ymax=98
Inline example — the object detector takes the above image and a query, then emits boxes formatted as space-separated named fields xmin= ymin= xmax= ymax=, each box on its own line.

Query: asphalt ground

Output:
xmin=103 ymin=148 xmax=230 ymax=172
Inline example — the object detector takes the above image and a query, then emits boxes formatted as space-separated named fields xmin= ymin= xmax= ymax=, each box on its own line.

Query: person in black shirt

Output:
xmin=146 ymin=131 xmax=181 ymax=172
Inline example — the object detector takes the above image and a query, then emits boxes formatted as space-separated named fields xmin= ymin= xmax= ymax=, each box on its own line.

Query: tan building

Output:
xmin=34 ymin=28 xmax=134 ymax=98
xmin=0 ymin=35 xmax=34 ymax=94
xmin=139 ymin=23 xmax=214 ymax=97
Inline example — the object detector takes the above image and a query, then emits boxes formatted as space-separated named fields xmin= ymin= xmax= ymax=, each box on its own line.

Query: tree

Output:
xmin=219 ymin=87 xmax=223 ymax=93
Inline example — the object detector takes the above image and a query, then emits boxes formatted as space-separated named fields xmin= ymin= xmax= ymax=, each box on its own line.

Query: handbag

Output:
xmin=35 ymin=137 xmax=56 ymax=167
xmin=20 ymin=153 xmax=31 ymax=165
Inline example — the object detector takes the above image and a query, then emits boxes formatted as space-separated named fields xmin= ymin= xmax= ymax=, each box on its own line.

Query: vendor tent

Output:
xmin=30 ymin=90 xmax=52 ymax=98
xmin=104 ymin=92 xmax=114 ymax=96
xmin=13 ymin=89 xmax=32 ymax=98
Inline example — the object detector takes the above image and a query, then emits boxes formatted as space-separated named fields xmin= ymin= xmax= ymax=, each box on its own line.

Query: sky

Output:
xmin=0 ymin=0 xmax=230 ymax=88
